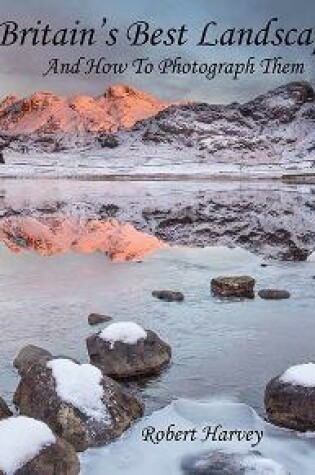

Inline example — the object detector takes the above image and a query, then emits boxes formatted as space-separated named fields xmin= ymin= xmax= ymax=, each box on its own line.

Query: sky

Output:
xmin=0 ymin=0 xmax=314 ymax=103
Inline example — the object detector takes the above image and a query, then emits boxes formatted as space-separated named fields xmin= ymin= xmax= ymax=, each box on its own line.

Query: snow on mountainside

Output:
xmin=121 ymin=81 xmax=315 ymax=165
xmin=0 ymin=85 xmax=169 ymax=134
xmin=0 ymin=81 xmax=314 ymax=171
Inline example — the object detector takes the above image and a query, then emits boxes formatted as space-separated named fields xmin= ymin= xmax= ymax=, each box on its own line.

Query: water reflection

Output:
xmin=0 ymin=216 xmax=164 ymax=260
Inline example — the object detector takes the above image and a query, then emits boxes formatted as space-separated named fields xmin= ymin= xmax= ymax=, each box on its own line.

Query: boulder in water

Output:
xmin=14 ymin=345 xmax=53 ymax=376
xmin=88 ymin=313 xmax=112 ymax=326
xmin=211 ymin=276 xmax=255 ymax=299
xmin=13 ymin=355 xmax=143 ymax=451
xmin=17 ymin=437 xmax=80 ymax=475
xmin=265 ymin=363 xmax=315 ymax=431
xmin=152 ymin=290 xmax=184 ymax=302
xmin=87 ymin=321 xmax=171 ymax=379
xmin=258 ymin=289 xmax=291 ymax=300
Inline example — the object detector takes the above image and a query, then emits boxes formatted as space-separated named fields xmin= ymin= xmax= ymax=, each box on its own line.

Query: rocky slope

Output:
xmin=119 ymin=81 xmax=315 ymax=166
xmin=0 ymin=81 xmax=314 ymax=169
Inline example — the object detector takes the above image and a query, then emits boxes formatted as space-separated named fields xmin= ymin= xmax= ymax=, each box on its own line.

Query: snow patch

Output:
xmin=0 ymin=416 xmax=55 ymax=475
xmin=100 ymin=322 xmax=147 ymax=349
xmin=47 ymin=358 xmax=110 ymax=421
xmin=242 ymin=455 xmax=289 ymax=474
xmin=266 ymin=96 xmax=296 ymax=109
xmin=280 ymin=363 xmax=315 ymax=387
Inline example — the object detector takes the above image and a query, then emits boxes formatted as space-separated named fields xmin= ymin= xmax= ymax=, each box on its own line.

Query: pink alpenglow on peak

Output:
xmin=0 ymin=216 xmax=166 ymax=260
xmin=0 ymin=85 xmax=171 ymax=134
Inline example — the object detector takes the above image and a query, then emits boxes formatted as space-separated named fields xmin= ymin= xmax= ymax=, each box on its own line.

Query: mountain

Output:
xmin=0 ymin=85 xmax=169 ymax=134
xmin=0 ymin=81 xmax=314 ymax=169
xmin=119 ymin=81 xmax=315 ymax=166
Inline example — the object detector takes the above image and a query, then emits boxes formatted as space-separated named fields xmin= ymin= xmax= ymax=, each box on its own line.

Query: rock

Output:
xmin=152 ymin=290 xmax=184 ymax=302
xmin=181 ymin=450 xmax=289 ymax=474
xmin=280 ymin=244 xmax=309 ymax=261
xmin=0 ymin=397 xmax=12 ymax=420
xmin=14 ymin=345 xmax=53 ymax=376
xmin=258 ymin=289 xmax=291 ymax=300
xmin=211 ymin=276 xmax=255 ymax=299
xmin=265 ymin=364 xmax=315 ymax=431
xmin=88 ymin=313 xmax=112 ymax=326
xmin=0 ymin=417 xmax=79 ymax=475
xmin=99 ymin=203 xmax=120 ymax=218
xmin=87 ymin=327 xmax=171 ymax=379
xmin=0 ymin=152 xmax=4 ymax=164
xmin=260 ymin=263 xmax=268 ymax=267
xmin=17 ymin=437 xmax=79 ymax=475
xmin=97 ymin=133 xmax=120 ymax=149
xmin=13 ymin=356 xmax=143 ymax=451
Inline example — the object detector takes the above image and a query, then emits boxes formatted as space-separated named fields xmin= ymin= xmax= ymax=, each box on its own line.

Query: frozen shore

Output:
xmin=0 ymin=149 xmax=313 ymax=181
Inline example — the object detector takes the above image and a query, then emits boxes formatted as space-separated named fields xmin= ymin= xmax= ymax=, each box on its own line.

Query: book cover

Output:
xmin=0 ymin=0 xmax=314 ymax=473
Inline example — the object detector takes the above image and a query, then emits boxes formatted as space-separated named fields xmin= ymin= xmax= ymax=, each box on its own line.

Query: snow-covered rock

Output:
xmin=14 ymin=351 xmax=143 ymax=451
xmin=0 ymin=416 xmax=55 ymax=474
xmin=87 ymin=326 xmax=171 ymax=379
xmin=0 ymin=416 xmax=79 ymax=475
xmin=265 ymin=363 xmax=315 ymax=431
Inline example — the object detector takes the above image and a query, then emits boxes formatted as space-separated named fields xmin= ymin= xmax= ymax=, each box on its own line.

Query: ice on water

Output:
xmin=80 ymin=399 xmax=315 ymax=475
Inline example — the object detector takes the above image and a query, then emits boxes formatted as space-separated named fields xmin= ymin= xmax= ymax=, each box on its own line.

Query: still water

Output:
xmin=0 ymin=240 xmax=314 ymax=473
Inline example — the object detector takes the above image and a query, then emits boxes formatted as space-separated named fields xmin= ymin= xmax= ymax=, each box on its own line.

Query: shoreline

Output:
xmin=0 ymin=169 xmax=314 ymax=183
xmin=0 ymin=173 xmax=282 ymax=181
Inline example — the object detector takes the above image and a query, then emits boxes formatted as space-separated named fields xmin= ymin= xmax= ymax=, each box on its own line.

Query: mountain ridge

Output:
xmin=120 ymin=81 xmax=315 ymax=165
xmin=0 ymin=81 xmax=314 ymax=168
xmin=0 ymin=84 xmax=170 ymax=134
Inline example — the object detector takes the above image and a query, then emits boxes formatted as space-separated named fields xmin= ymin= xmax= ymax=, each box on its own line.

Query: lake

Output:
xmin=0 ymin=178 xmax=314 ymax=474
